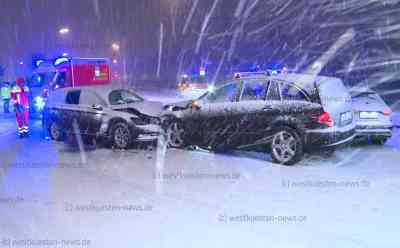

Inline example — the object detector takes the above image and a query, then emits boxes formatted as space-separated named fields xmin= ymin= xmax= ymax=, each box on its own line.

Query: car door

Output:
xmin=235 ymin=79 xmax=280 ymax=148
xmin=195 ymin=80 xmax=243 ymax=149
xmin=62 ymin=89 xmax=82 ymax=135
xmin=79 ymin=89 xmax=106 ymax=136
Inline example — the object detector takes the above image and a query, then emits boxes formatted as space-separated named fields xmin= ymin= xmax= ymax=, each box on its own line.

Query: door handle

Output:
xmin=263 ymin=106 xmax=273 ymax=111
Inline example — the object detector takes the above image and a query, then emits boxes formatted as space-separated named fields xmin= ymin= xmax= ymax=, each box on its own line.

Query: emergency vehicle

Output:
xmin=29 ymin=57 xmax=112 ymax=116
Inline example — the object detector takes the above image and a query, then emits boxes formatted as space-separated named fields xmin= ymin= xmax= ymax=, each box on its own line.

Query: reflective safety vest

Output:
xmin=11 ymin=85 xmax=30 ymax=107
xmin=1 ymin=86 xmax=11 ymax=99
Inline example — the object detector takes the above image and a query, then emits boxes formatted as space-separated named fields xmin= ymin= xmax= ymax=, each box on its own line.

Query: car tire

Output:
xmin=164 ymin=119 xmax=186 ymax=148
xmin=110 ymin=122 xmax=132 ymax=149
xmin=372 ymin=137 xmax=388 ymax=145
xmin=270 ymin=126 xmax=304 ymax=165
xmin=49 ymin=121 xmax=64 ymax=141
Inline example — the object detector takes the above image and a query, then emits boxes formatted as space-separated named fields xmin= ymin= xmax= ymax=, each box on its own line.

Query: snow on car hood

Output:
xmin=113 ymin=101 xmax=164 ymax=117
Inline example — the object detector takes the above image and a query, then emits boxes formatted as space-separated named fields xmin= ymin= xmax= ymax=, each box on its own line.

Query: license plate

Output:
xmin=341 ymin=111 xmax=353 ymax=124
xmin=359 ymin=111 xmax=378 ymax=119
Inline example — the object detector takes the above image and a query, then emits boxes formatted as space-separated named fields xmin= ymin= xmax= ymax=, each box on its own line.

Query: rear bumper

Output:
xmin=355 ymin=124 xmax=393 ymax=138
xmin=305 ymin=124 xmax=356 ymax=149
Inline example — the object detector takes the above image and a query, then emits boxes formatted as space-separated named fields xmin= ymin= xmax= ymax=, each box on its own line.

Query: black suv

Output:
xmin=162 ymin=73 xmax=356 ymax=165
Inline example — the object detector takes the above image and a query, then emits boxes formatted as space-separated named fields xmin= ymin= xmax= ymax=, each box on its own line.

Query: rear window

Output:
xmin=318 ymin=79 xmax=352 ymax=107
xmin=65 ymin=90 xmax=81 ymax=105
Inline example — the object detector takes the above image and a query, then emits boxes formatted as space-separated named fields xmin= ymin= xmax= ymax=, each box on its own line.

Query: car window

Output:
xmin=109 ymin=89 xmax=144 ymax=105
xmin=204 ymin=82 xmax=239 ymax=103
xmin=65 ymin=90 xmax=81 ymax=105
xmin=240 ymin=80 xmax=268 ymax=101
xmin=80 ymin=90 xmax=106 ymax=106
xmin=267 ymin=81 xmax=281 ymax=101
xmin=280 ymin=83 xmax=308 ymax=101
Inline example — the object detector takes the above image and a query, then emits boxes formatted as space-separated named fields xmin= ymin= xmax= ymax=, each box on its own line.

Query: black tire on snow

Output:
xmin=164 ymin=118 xmax=186 ymax=148
xmin=49 ymin=121 xmax=64 ymax=141
xmin=371 ymin=137 xmax=388 ymax=145
xmin=110 ymin=122 xmax=133 ymax=149
xmin=270 ymin=126 xmax=304 ymax=166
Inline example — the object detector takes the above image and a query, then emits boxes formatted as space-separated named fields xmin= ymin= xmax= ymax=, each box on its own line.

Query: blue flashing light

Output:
xmin=54 ymin=57 xmax=69 ymax=66
xmin=36 ymin=60 xmax=45 ymax=67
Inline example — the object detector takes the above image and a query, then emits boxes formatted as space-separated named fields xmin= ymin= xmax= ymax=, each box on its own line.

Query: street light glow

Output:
xmin=59 ymin=27 xmax=70 ymax=35
xmin=111 ymin=42 xmax=120 ymax=51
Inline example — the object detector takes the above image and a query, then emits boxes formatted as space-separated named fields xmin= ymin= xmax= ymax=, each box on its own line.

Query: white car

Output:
xmin=351 ymin=88 xmax=393 ymax=144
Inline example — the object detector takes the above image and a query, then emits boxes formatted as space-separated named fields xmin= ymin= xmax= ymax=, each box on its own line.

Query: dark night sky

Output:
xmin=0 ymin=0 xmax=399 ymax=92
xmin=0 ymin=0 xmax=160 ymax=78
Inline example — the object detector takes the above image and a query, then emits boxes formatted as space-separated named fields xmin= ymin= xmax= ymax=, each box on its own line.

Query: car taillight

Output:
xmin=318 ymin=112 xmax=334 ymax=127
xmin=383 ymin=108 xmax=392 ymax=116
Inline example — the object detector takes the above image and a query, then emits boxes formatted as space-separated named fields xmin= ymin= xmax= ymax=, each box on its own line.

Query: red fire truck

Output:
xmin=46 ymin=57 xmax=111 ymax=89
xmin=29 ymin=57 xmax=112 ymax=116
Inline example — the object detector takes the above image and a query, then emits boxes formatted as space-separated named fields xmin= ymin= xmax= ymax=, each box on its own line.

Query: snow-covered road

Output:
xmin=0 ymin=99 xmax=400 ymax=247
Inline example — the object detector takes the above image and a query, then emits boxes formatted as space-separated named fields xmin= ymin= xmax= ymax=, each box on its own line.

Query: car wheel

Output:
xmin=372 ymin=137 xmax=388 ymax=145
xmin=165 ymin=119 xmax=186 ymax=148
xmin=111 ymin=122 xmax=132 ymax=149
xmin=49 ymin=121 xmax=64 ymax=141
xmin=270 ymin=127 xmax=303 ymax=165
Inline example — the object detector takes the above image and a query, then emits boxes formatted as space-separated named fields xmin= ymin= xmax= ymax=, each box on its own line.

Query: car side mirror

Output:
xmin=92 ymin=104 xmax=103 ymax=111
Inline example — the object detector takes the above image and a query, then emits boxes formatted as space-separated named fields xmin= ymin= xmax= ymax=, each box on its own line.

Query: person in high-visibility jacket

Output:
xmin=11 ymin=78 xmax=30 ymax=137
xmin=1 ymin=82 xmax=11 ymax=113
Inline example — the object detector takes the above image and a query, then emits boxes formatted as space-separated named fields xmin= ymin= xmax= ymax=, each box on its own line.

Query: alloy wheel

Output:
xmin=271 ymin=131 xmax=297 ymax=164
xmin=167 ymin=121 xmax=185 ymax=148
xmin=114 ymin=126 xmax=130 ymax=149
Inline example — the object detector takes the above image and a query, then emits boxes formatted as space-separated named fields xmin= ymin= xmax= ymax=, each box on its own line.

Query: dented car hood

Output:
xmin=111 ymin=101 xmax=164 ymax=117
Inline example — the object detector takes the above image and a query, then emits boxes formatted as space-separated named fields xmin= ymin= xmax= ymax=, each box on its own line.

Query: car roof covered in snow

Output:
xmin=56 ymin=85 xmax=142 ymax=103
xmin=348 ymin=86 xmax=376 ymax=96
xmin=268 ymin=73 xmax=344 ymax=94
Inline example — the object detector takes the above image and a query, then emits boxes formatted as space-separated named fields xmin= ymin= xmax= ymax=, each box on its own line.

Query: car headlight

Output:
xmin=207 ymin=85 xmax=215 ymax=92
xmin=34 ymin=96 xmax=46 ymax=111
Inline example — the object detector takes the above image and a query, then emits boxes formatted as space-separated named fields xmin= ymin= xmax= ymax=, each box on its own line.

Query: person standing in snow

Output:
xmin=1 ymin=82 xmax=11 ymax=113
xmin=11 ymin=77 xmax=30 ymax=137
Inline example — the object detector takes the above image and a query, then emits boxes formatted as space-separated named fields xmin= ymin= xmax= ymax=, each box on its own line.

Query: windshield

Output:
xmin=109 ymin=89 xmax=144 ymax=105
